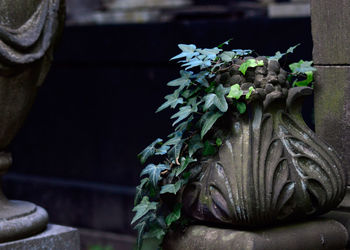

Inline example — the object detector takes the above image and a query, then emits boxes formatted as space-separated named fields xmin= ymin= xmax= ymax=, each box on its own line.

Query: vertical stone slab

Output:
xmin=311 ymin=0 xmax=350 ymax=65
xmin=311 ymin=0 xmax=350 ymax=184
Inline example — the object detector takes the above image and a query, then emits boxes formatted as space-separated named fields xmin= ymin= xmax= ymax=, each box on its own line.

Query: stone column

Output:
xmin=311 ymin=0 xmax=350 ymax=184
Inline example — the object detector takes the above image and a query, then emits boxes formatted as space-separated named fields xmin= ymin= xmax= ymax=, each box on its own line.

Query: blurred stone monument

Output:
xmin=0 ymin=0 xmax=79 ymax=249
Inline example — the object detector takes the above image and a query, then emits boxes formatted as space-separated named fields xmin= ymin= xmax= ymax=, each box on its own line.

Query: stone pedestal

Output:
xmin=164 ymin=219 xmax=348 ymax=250
xmin=0 ymin=224 xmax=79 ymax=250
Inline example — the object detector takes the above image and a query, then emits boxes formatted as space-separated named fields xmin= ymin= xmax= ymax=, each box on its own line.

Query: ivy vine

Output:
xmin=132 ymin=40 xmax=316 ymax=250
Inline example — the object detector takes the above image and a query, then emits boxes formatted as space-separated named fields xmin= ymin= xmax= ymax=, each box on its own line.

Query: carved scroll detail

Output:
xmin=182 ymin=87 xmax=346 ymax=226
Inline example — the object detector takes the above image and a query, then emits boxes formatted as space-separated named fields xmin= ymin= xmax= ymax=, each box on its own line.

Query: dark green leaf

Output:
xmin=155 ymin=144 xmax=170 ymax=155
xmin=236 ymin=102 xmax=246 ymax=114
xmin=201 ymin=112 xmax=223 ymax=139
xmin=202 ymin=141 xmax=216 ymax=156
xmin=165 ymin=204 xmax=182 ymax=227
xmin=160 ymin=180 xmax=183 ymax=194
xmin=188 ymin=134 xmax=204 ymax=157
xmin=156 ymin=90 xmax=183 ymax=113
xmin=176 ymin=157 xmax=197 ymax=177
xmin=171 ymin=106 xmax=194 ymax=126
xmin=143 ymin=225 xmax=166 ymax=240
xmin=140 ymin=164 xmax=170 ymax=187
xmin=131 ymin=196 xmax=157 ymax=224
xmin=134 ymin=178 xmax=149 ymax=206
xmin=203 ymin=84 xmax=229 ymax=112
xmin=217 ymin=38 xmax=232 ymax=48
xmin=134 ymin=219 xmax=147 ymax=250
xmin=138 ymin=138 xmax=163 ymax=164
xmin=193 ymin=71 xmax=209 ymax=87
xmin=227 ymin=84 xmax=243 ymax=99
xmin=168 ymin=140 xmax=184 ymax=161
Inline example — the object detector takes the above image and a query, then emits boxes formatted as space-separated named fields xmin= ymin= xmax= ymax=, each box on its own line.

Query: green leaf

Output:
xmin=138 ymin=139 xmax=163 ymax=164
xmin=168 ymin=140 xmax=184 ymax=161
xmin=131 ymin=196 xmax=157 ymax=224
xmin=196 ymin=48 xmax=222 ymax=60
xmin=286 ymin=44 xmax=300 ymax=54
xmin=203 ymin=84 xmax=229 ymax=112
xmin=134 ymin=219 xmax=147 ymax=250
xmin=155 ymin=144 xmax=170 ymax=155
xmin=231 ymin=49 xmax=252 ymax=56
xmin=160 ymin=180 xmax=183 ymax=194
xmin=165 ymin=204 xmax=182 ymax=227
xmin=289 ymin=60 xmax=316 ymax=74
xmin=239 ymin=59 xmax=263 ymax=75
xmin=217 ymin=38 xmax=232 ymax=48
xmin=227 ymin=84 xmax=243 ymax=99
xmin=220 ymin=51 xmax=236 ymax=62
xmin=143 ymin=225 xmax=166 ymax=240
xmin=171 ymin=105 xmax=194 ymax=126
xmin=167 ymin=74 xmax=192 ymax=91
xmin=156 ymin=89 xmax=183 ymax=113
xmin=182 ymin=59 xmax=204 ymax=70
xmin=171 ymin=44 xmax=197 ymax=61
xmin=202 ymin=141 xmax=216 ymax=156
xmin=188 ymin=134 xmax=204 ymax=157
xmin=236 ymin=102 xmax=246 ymax=114
xmin=193 ymin=71 xmax=209 ymax=87
xmin=140 ymin=164 xmax=170 ymax=187
xmin=134 ymin=178 xmax=149 ymax=206
xmin=176 ymin=157 xmax=197 ymax=177
xmin=269 ymin=44 xmax=300 ymax=61
xmin=216 ymin=138 xmax=223 ymax=146
xmin=294 ymin=71 xmax=314 ymax=87
xmin=201 ymin=112 xmax=223 ymax=139
xmin=246 ymin=86 xmax=254 ymax=99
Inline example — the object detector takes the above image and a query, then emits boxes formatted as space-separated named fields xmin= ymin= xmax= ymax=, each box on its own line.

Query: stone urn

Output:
xmin=0 ymin=0 xmax=64 ymax=242
xmin=181 ymin=59 xmax=347 ymax=227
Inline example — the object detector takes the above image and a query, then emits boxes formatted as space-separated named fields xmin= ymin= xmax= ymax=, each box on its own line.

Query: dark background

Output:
xmin=3 ymin=8 xmax=313 ymax=240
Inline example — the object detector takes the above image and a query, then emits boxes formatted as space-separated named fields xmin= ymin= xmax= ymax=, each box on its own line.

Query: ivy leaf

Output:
xmin=156 ymin=89 xmax=183 ymax=113
xmin=227 ymin=84 xmax=243 ymax=99
xmin=171 ymin=105 xmax=195 ymax=126
xmin=167 ymin=72 xmax=192 ymax=91
xmin=182 ymin=59 xmax=204 ymax=70
xmin=165 ymin=204 xmax=182 ymax=227
xmin=289 ymin=60 xmax=316 ymax=74
xmin=196 ymin=48 xmax=222 ymax=60
xmin=269 ymin=44 xmax=300 ymax=61
xmin=246 ymin=86 xmax=254 ymax=99
xmin=138 ymin=138 xmax=163 ymax=164
xmin=201 ymin=112 xmax=223 ymax=139
xmin=231 ymin=49 xmax=252 ymax=56
xmin=134 ymin=219 xmax=147 ymax=250
xmin=294 ymin=71 xmax=314 ymax=87
xmin=202 ymin=141 xmax=216 ymax=156
xmin=239 ymin=59 xmax=264 ymax=75
xmin=143 ymin=226 xmax=166 ymax=240
xmin=168 ymin=140 xmax=184 ymax=161
xmin=140 ymin=164 xmax=170 ymax=187
xmin=134 ymin=178 xmax=149 ymax=206
xmin=220 ymin=51 xmax=236 ymax=62
xmin=286 ymin=43 xmax=300 ymax=54
xmin=237 ymin=102 xmax=246 ymax=114
xmin=188 ymin=134 xmax=204 ymax=157
xmin=203 ymin=84 xmax=229 ymax=112
xmin=160 ymin=180 xmax=183 ymax=194
xmin=216 ymin=138 xmax=223 ymax=146
xmin=131 ymin=196 xmax=158 ymax=224
xmin=155 ymin=144 xmax=170 ymax=155
xmin=193 ymin=71 xmax=210 ymax=87
xmin=171 ymin=44 xmax=198 ymax=61
xmin=176 ymin=157 xmax=197 ymax=177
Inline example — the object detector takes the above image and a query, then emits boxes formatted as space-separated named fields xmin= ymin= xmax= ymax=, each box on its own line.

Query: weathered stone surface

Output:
xmin=314 ymin=66 xmax=350 ymax=184
xmin=0 ymin=224 xmax=79 ymax=250
xmin=311 ymin=0 xmax=350 ymax=64
xmin=182 ymin=86 xmax=346 ymax=226
xmin=163 ymin=220 xmax=348 ymax=250
xmin=322 ymin=210 xmax=350 ymax=248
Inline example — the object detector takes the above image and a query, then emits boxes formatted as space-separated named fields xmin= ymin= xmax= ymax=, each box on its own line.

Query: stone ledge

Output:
xmin=164 ymin=219 xmax=348 ymax=250
xmin=0 ymin=224 xmax=79 ymax=250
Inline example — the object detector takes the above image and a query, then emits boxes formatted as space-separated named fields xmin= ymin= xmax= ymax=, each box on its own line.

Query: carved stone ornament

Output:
xmin=0 ymin=0 xmax=64 ymax=242
xmin=182 ymin=74 xmax=346 ymax=227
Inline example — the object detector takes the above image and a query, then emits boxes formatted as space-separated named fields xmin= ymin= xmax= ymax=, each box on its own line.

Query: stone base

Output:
xmin=0 ymin=224 xmax=80 ymax=250
xmin=163 ymin=219 xmax=348 ymax=250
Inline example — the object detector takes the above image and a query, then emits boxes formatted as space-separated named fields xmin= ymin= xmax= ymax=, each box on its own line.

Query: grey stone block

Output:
xmin=0 ymin=224 xmax=79 ymax=250
xmin=311 ymin=0 xmax=350 ymax=64
xmin=164 ymin=219 xmax=348 ymax=250
xmin=314 ymin=66 xmax=350 ymax=184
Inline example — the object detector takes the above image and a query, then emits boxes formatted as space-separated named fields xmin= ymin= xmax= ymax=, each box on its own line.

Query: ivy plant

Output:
xmin=132 ymin=40 xmax=316 ymax=250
